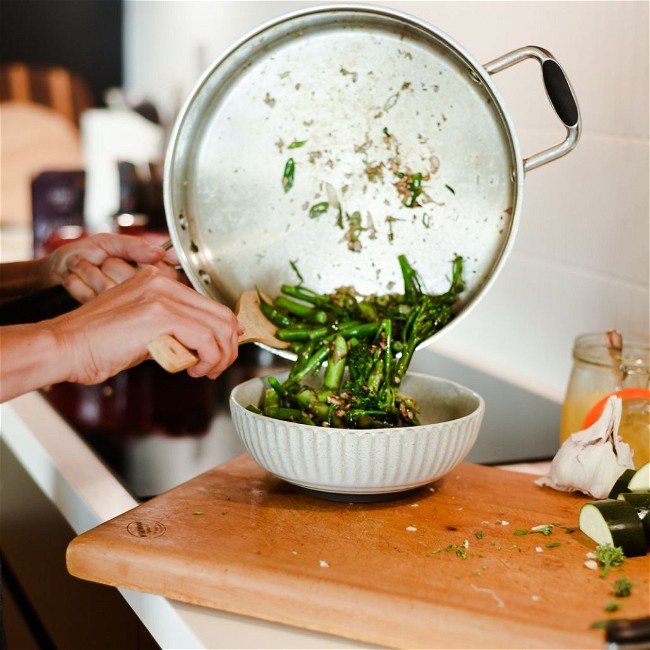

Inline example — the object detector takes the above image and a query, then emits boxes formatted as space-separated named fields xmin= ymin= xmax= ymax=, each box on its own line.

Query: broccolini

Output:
xmin=252 ymin=254 xmax=464 ymax=428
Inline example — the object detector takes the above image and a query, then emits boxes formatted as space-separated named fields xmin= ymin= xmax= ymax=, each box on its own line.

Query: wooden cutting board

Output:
xmin=66 ymin=456 xmax=649 ymax=649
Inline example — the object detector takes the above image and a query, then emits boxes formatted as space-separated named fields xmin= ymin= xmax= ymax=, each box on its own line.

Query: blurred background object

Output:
xmin=0 ymin=101 xmax=83 ymax=229
xmin=0 ymin=0 xmax=121 ymax=242
xmin=0 ymin=62 xmax=95 ymax=126
xmin=0 ymin=0 xmax=122 ymax=109
xmin=0 ymin=61 xmax=95 ymax=126
xmin=80 ymin=107 xmax=164 ymax=233
xmin=32 ymin=170 xmax=86 ymax=257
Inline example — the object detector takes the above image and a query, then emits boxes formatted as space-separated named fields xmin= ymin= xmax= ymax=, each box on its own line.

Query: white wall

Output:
xmin=124 ymin=0 xmax=649 ymax=403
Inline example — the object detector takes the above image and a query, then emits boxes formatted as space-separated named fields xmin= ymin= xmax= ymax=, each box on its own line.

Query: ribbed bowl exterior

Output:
xmin=230 ymin=373 xmax=485 ymax=495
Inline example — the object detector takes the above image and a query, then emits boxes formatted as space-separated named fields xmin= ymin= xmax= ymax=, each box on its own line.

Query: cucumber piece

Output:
xmin=608 ymin=469 xmax=637 ymax=498
xmin=616 ymin=491 xmax=650 ymax=507
xmin=616 ymin=492 xmax=650 ymax=543
xmin=579 ymin=499 xmax=647 ymax=557
xmin=628 ymin=462 xmax=650 ymax=491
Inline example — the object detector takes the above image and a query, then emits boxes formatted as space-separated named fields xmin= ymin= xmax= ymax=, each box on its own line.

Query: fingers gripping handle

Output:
xmin=484 ymin=46 xmax=581 ymax=172
xmin=148 ymin=334 xmax=199 ymax=373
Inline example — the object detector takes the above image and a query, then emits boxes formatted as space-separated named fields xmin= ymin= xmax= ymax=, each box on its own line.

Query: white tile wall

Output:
xmin=124 ymin=0 xmax=649 ymax=403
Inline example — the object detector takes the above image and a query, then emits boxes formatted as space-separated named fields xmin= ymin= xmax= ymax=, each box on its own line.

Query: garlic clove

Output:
xmin=535 ymin=396 xmax=634 ymax=499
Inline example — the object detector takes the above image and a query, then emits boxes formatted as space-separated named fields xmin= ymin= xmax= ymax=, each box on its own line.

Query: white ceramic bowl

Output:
xmin=229 ymin=372 xmax=485 ymax=498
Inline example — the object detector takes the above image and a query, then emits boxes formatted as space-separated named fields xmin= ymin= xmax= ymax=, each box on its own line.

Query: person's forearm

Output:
xmin=0 ymin=323 xmax=68 ymax=402
xmin=0 ymin=259 xmax=49 ymax=303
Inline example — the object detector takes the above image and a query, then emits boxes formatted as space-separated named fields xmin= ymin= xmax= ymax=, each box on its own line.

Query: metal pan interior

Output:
xmin=164 ymin=5 xmax=521 ymax=350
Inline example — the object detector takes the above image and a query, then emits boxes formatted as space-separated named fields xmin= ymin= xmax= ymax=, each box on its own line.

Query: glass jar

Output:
xmin=560 ymin=331 xmax=650 ymax=466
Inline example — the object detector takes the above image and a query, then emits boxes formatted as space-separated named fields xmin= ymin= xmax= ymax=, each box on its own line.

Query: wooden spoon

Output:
xmin=147 ymin=290 xmax=289 ymax=373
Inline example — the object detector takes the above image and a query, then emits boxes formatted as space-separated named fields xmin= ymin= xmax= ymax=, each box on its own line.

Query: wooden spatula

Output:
xmin=148 ymin=290 xmax=289 ymax=373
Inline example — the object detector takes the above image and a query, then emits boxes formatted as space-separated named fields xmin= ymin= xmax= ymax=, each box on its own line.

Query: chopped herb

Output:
xmin=545 ymin=542 xmax=561 ymax=548
xmin=385 ymin=215 xmax=402 ymax=242
xmin=394 ymin=170 xmax=430 ymax=208
xmin=475 ymin=530 xmax=484 ymax=539
xmin=589 ymin=620 xmax=609 ymax=630
xmin=594 ymin=544 xmax=625 ymax=578
xmin=335 ymin=204 xmax=344 ymax=230
xmin=289 ymin=260 xmax=304 ymax=283
xmin=193 ymin=511 xmax=204 ymax=516
xmin=364 ymin=161 xmax=385 ymax=182
xmin=190 ymin=240 xmax=199 ymax=253
xmin=342 ymin=211 xmax=372 ymax=252
xmin=384 ymin=92 xmax=400 ymax=111
xmin=445 ymin=544 xmax=468 ymax=559
xmin=530 ymin=524 xmax=554 ymax=536
xmin=431 ymin=548 xmax=442 ymax=555
xmin=613 ymin=577 xmax=633 ymax=597
xmin=309 ymin=202 xmax=329 ymax=218
xmin=406 ymin=172 xmax=423 ymax=207
xmin=516 ymin=523 xmax=563 ymax=537
xmin=445 ymin=184 xmax=456 ymax=194
xmin=340 ymin=67 xmax=358 ymax=83
xmin=551 ymin=522 xmax=576 ymax=533
xmin=604 ymin=601 xmax=621 ymax=612
xmin=282 ymin=158 xmax=295 ymax=192
xmin=288 ymin=140 xmax=307 ymax=149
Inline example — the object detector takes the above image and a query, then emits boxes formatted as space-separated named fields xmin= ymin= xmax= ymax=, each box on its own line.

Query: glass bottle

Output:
xmin=560 ymin=331 xmax=650 ymax=466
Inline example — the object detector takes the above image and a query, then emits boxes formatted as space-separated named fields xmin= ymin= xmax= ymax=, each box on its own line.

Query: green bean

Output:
xmin=267 ymin=376 xmax=286 ymax=397
xmin=263 ymin=388 xmax=280 ymax=411
xmin=258 ymin=291 xmax=292 ymax=327
xmin=276 ymin=325 xmax=329 ymax=342
xmin=274 ymin=295 xmax=316 ymax=318
xmin=336 ymin=322 xmax=378 ymax=339
xmin=264 ymin=407 xmax=303 ymax=422
xmin=323 ymin=334 xmax=347 ymax=392
xmin=287 ymin=345 xmax=329 ymax=383
xmin=280 ymin=284 xmax=338 ymax=310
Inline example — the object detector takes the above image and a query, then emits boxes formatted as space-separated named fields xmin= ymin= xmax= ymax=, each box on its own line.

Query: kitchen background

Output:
xmin=1 ymin=0 xmax=648 ymax=463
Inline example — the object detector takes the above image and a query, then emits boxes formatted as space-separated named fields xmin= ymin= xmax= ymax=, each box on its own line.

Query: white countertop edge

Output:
xmin=1 ymin=393 xmax=138 ymax=531
xmin=0 ymin=391 xmax=370 ymax=649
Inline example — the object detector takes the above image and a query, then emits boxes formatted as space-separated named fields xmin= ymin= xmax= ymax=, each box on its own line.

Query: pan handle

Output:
xmin=484 ymin=46 xmax=581 ymax=173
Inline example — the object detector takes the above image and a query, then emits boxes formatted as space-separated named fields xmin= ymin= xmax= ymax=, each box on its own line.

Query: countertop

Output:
xmin=1 ymin=389 xmax=554 ymax=649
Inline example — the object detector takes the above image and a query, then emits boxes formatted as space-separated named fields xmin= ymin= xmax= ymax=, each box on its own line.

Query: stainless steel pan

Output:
xmin=163 ymin=4 xmax=580 ymax=357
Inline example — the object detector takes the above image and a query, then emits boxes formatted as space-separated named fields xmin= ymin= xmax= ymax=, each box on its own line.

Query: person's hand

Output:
xmin=43 ymin=233 xmax=180 ymax=303
xmin=51 ymin=266 xmax=241 ymax=384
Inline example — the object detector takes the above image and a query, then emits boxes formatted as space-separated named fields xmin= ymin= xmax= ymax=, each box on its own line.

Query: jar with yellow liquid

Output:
xmin=560 ymin=331 xmax=650 ymax=466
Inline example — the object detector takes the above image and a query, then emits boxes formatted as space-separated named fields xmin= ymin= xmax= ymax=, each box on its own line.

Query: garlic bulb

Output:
xmin=535 ymin=396 xmax=634 ymax=499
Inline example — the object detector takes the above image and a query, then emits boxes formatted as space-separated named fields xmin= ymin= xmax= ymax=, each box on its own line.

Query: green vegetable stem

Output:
xmin=254 ymin=255 xmax=464 ymax=429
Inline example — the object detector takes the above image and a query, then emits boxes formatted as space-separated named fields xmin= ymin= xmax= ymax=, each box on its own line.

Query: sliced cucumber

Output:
xmin=616 ymin=491 xmax=650 ymax=507
xmin=628 ymin=462 xmax=650 ymax=491
xmin=617 ymin=492 xmax=650 ymax=543
xmin=579 ymin=499 xmax=647 ymax=557
xmin=608 ymin=469 xmax=637 ymax=498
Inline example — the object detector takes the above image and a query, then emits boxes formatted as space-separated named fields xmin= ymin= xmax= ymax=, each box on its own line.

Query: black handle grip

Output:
xmin=542 ymin=59 xmax=579 ymax=128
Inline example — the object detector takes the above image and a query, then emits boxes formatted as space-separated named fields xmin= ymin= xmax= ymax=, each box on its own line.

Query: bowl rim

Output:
xmin=229 ymin=370 xmax=485 ymax=433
